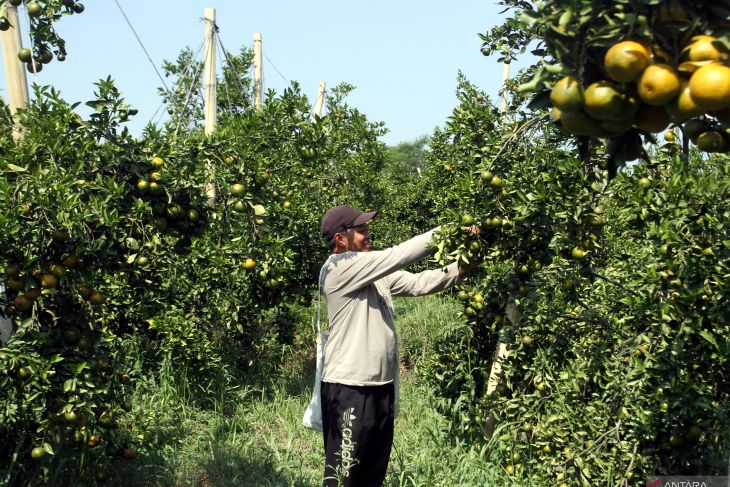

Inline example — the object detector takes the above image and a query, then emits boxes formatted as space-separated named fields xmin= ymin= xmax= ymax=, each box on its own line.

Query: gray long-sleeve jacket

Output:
xmin=320 ymin=228 xmax=463 ymax=386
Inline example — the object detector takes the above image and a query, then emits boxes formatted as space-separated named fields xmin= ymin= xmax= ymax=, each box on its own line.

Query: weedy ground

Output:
xmin=114 ymin=295 xmax=510 ymax=486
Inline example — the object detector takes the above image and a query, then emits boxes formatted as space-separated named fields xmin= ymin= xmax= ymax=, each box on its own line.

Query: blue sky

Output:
xmin=1 ymin=1 xmax=534 ymax=145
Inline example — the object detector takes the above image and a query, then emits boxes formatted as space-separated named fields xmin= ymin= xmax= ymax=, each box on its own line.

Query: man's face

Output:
xmin=336 ymin=224 xmax=371 ymax=253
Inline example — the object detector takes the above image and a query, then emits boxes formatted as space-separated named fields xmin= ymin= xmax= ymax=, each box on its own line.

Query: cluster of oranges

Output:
xmin=550 ymin=34 xmax=730 ymax=155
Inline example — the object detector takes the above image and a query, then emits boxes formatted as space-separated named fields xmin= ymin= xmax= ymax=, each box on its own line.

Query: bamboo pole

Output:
xmin=1 ymin=5 xmax=30 ymax=140
xmin=203 ymin=8 xmax=217 ymax=136
xmin=314 ymin=81 xmax=326 ymax=117
xmin=484 ymin=60 xmax=514 ymax=438
xmin=253 ymin=32 xmax=262 ymax=112
xmin=203 ymin=7 xmax=217 ymax=206
xmin=499 ymin=62 xmax=511 ymax=114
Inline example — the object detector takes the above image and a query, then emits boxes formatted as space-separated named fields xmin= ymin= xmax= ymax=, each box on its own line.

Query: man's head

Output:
xmin=321 ymin=205 xmax=378 ymax=253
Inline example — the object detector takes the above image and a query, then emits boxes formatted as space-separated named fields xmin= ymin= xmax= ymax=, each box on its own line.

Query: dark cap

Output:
xmin=321 ymin=205 xmax=378 ymax=241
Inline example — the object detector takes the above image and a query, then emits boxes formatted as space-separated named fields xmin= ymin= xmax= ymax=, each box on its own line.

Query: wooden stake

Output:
xmin=314 ymin=81 xmax=326 ymax=117
xmin=1 ymin=5 xmax=30 ymax=140
xmin=253 ymin=32 xmax=263 ymax=112
xmin=203 ymin=7 xmax=217 ymax=206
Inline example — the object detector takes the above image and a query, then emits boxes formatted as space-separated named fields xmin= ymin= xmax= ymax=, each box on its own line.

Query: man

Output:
xmin=318 ymin=204 xmax=476 ymax=486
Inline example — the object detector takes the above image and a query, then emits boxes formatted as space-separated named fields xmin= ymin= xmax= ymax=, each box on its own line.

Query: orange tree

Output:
xmin=0 ymin=80 xmax=217 ymax=484
xmin=0 ymin=71 xmax=387 ymax=484
xmin=405 ymin=69 xmax=729 ymax=484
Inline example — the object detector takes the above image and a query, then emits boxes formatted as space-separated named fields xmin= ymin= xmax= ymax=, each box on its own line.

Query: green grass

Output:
xmin=112 ymin=294 xmax=504 ymax=486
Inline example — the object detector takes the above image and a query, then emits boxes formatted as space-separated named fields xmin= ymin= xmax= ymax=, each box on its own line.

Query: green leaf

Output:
xmin=699 ymin=330 xmax=720 ymax=351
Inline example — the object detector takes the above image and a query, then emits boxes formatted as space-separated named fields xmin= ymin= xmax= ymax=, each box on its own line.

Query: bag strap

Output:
xmin=316 ymin=257 xmax=331 ymax=335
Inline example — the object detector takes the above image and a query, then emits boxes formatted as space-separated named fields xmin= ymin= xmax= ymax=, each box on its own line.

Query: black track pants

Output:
xmin=321 ymin=381 xmax=395 ymax=487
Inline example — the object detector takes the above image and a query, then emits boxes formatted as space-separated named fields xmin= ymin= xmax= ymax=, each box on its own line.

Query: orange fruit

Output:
xmin=231 ymin=183 xmax=245 ymax=197
xmin=683 ymin=118 xmax=706 ymax=141
xmin=550 ymin=107 xmax=571 ymax=135
xmin=604 ymin=41 xmax=651 ymax=83
xmin=560 ymin=110 xmax=609 ymax=137
xmin=609 ymin=92 xmax=640 ymax=121
xmin=571 ymin=247 xmax=587 ymax=260
xmin=638 ymin=64 xmax=681 ymax=106
xmin=550 ymin=76 xmax=584 ymax=112
xmin=14 ymin=295 xmax=33 ymax=311
xmin=550 ymin=107 xmax=561 ymax=123
xmin=150 ymin=156 xmax=164 ymax=169
xmin=601 ymin=118 xmax=633 ymax=135
xmin=658 ymin=0 xmax=690 ymax=23
xmin=634 ymin=104 xmax=671 ymax=133
xmin=696 ymin=131 xmax=726 ymax=152
xmin=583 ymin=81 xmax=624 ymax=120
xmin=683 ymin=35 xmax=725 ymax=62
xmin=40 ymin=273 xmax=58 ymax=289
xmin=25 ymin=288 xmax=41 ymax=299
xmin=18 ymin=48 xmax=32 ymax=63
xmin=31 ymin=447 xmax=46 ymax=459
xmin=665 ymin=81 xmax=705 ymax=120
xmin=688 ymin=63 xmax=730 ymax=110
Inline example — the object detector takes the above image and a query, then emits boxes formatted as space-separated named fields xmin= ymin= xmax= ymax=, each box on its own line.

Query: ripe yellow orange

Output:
xmin=151 ymin=156 xmax=164 ymax=169
xmin=665 ymin=81 xmax=705 ymax=120
xmin=634 ymin=104 xmax=671 ymax=133
xmin=550 ymin=107 xmax=561 ymax=123
xmin=638 ymin=64 xmax=681 ymax=106
xmin=243 ymin=258 xmax=256 ymax=270
xmin=550 ymin=76 xmax=584 ymax=112
xmin=683 ymin=35 xmax=725 ymax=62
xmin=583 ymin=81 xmax=624 ymax=120
xmin=604 ymin=41 xmax=651 ymax=83
xmin=696 ymin=131 xmax=726 ymax=152
xmin=688 ymin=63 xmax=730 ymax=109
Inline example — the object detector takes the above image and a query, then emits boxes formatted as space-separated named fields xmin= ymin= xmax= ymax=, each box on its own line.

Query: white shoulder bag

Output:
xmin=302 ymin=262 xmax=329 ymax=432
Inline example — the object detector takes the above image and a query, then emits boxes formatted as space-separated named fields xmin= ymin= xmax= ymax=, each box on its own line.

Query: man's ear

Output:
xmin=333 ymin=232 xmax=346 ymax=251
xmin=335 ymin=231 xmax=352 ymax=252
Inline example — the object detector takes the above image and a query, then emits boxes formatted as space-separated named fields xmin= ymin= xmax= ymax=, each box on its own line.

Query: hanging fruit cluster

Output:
xmin=520 ymin=0 xmax=730 ymax=164
xmin=1 ymin=0 xmax=86 ymax=67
